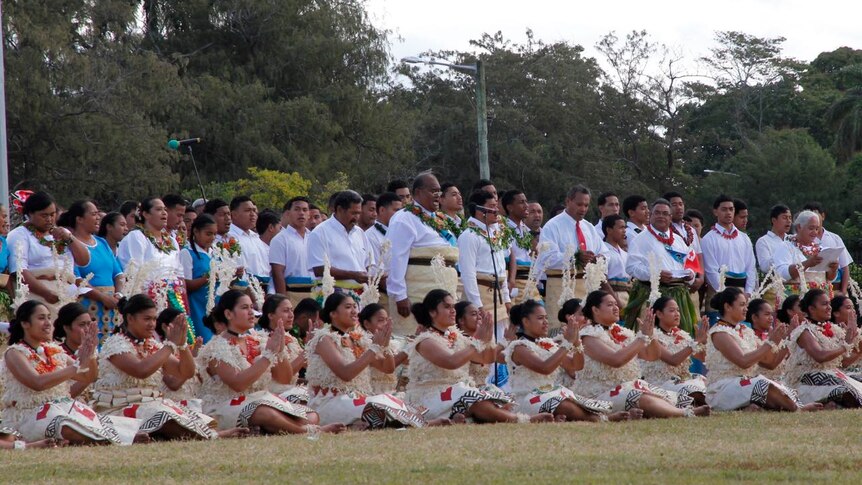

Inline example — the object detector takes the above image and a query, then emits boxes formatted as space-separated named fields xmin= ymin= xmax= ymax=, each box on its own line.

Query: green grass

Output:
xmin=4 ymin=410 xmax=862 ymax=484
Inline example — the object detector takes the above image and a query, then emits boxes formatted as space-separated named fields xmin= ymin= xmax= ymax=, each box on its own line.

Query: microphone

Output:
xmin=166 ymin=138 xmax=202 ymax=150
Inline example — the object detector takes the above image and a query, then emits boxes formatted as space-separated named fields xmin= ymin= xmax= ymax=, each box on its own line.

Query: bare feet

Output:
xmin=450 ymin=414 xmax=468 ymax=424
xmin=217 ymin=427 xmax=251 ymax=439
xmin=320 ymin=423 xmax=347 ymax=434
xmin=628 ymin=408 xmax=645 ymax=420
xmin=801 ymin=402 xmax=824 ymax=412
xmin=349 ymin=422 xmax=370 ymax=431
xmin=743 ymin=404 xmax=763 ymax=412
xmin=822 ymin=401 xmax=839 ymax=411
xmin=133 ymin=432 xmax=153 ymax=444
xmin=693 ymin=405 xmax=711 ymax=417
xmin=27 ymin=438 xmax=66 ymax=449
xmin=529 ymin=412 xmax=555 ymax=423
xmin=554 ymin=414 xmax=568 ymax=423
xmin=427 ymin=418 xmax=453 ymax=427
xmin=607 ymin=411 xmax=635 ymax=422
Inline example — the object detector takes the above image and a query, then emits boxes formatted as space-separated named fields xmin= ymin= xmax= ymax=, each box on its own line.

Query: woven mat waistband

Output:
xmin=408 ymin=257 xmax=456 ymax=267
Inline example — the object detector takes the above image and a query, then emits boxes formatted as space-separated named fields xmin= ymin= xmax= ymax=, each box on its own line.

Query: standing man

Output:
xmin=228 ymin=196 xmax=271 ymax=294
xmin=803 ymin=202 xmax=853 ymax=295
xmin=472 ymin=179 xmax=497 ymax=200
xmin=701 ymin=194 xmax=757 ymax=324
xmin=664 ymin=191 xmax=705 ymax=305
xmin=306 ymin=204 xmax=324 ymax=231
xmin=602 ymin=214 xmax=631 ymax=312
xmin=387 ymin=180 xmax=413 ymax=205
xmin=538 ymin=185 xmax=609 ymax=329
xmin=501 ymin=190 xmax=533 ymax=303
xmin=256 ymin=210 xmax=282 ymax=247
xmin=526 ymin=201 xmax=544 ymax=233
xmin=203 ymin=199 xmax=235 ymax=248
xmin=622 ymin=195 xmax=649 ymax=245
xmin=594 ymin=192 xmax=620 ymax=234
xmin=359 ymin=194 xmax=378 ymax=232
xmin=270 ymin=196 xmax=315 ymax=306
xmin=733 ymin=199 xmax=749 ymax=232
xmin=755 ymin=204 xmax=792 ymax=273
xmin=162 ymin=194 xmax=188 ymax=247
xmin=386 ymin=173 xmax=459 ymax=336
xmin=366 ymin=192 xmax=403 ymax=270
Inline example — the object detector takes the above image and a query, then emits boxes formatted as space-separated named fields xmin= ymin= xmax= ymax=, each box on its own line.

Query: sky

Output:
xmin=367 ymin=0 xmax=862 ymax=71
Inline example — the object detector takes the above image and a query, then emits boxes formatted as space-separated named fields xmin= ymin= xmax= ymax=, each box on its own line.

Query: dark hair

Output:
xmin=387 ymin=179 xmax=409 ymax=192
xmin=776 ymin=294 xmax=801 ymax=324
xmin=800 ymin=289 xmax=829 ymax=320
xmin=137 ymin=197 xmax=162 ymax=225
xmin=662 ymin=191 xmax=684 ymax=202
xmin=455 ymin=300 xmax=475 ymax=323
xmin=601 ymin=214 xmax=625 ymax=237
xmin=256 ymin=210 xmax=280 ymax=235
xmin=685 ymin=209 xmax=704 ymax=224
xmin=321 ymin=293 xmax=351 ymax=324
xmin=308 ymin=203 xmax=320 ymax=212
xmin=9 ymin=300 xmax=48 ymax=345
xmin=155 ymin=307 xmax=184 ymax=339
xmin=119 ymin=200 xmax=139 ymax=217
xmin=651 ymin=198 xmax=671 ymax=211
xmin=597 ymin=192 xmax=617 ymax=206
xmin=802 ymin=202 xmax=824 ymax=214
xmin=770 ymin=204 xmax=791 ymax=220
xmin=361 ymin=194 xmax=378 ymax=207
xmin=732 ymin=198 xmax=747 ymax=213
xmin=651 ymin=296 xmax=675 ymax=327
xmin=203 ymin=198 xmax=228 ymax=215
xmin=258 ymin=294 xmax=289 ymax=331
xmin=472 ymin=179 xmax=494 ymax=191
xmin=189 ymin=214 xmax=216 ymax=256
xmin=746 ymin=298 xmax=769 ymax=323
xmin=22 ymin=191 xmax=55 ymax=216
xmin=333 ymin=190 xmax=363 ymax=212
xmin=501 ymin=190 xmax=525 ymax=214
xmin=358 ymin=303 xmax=386 ymax=331
xmin=211 ymin=290 xmax=249 ymax=326
xmin=98 ymin=212 xmax=124 ymax=238
xmin=185 ymin=206 xmax=197 ymax=214
xmin=52 ymin=302 xmax=89 ymax=341
xmin=203 ymin=309 xmax=227 ymax=333
xmin=56 ymin=200 xmax=93 ymax=230
xmin=283 ymin=196 xmax=310 ymax=212
xmin=467 ymin=190 xmax=495 ymax=216
xmin=709 ymin=287 xmax=744 ymax=317
xmin=831 ymin=295 xmax=851 ymax=321
xmin=162 ymin=194 xmax=187 ymax=210
xmin=583 ymin=290 xmax=612 ymax=322
xmin=558 ymin=298 xmax=583 ymax=324
xmin=622 ymin=195 xmax=647 ymax=219
xmin=376 ymin=192 xmax=401 ymax=211
xmin=118 ymin=294 xmax=157 ymax=320
xmin=712 ymin=194 xmax=733 ymax=210
xmin=229 ymin=195 xmax=254 ymax=212
xmin=441 ymin=183 xmax=458 ymax=196
xmin=509 ymin=299 xmax=543 ymax=333
xmin=550 ymin=204 xmax=565 ymax=218
xmin=566 ymin=185 xmax=590 ymax=200
xmin=294 ymin=298 xmax=321 ymax=318
xmin=411 ymin=289 xmax=452 ymax=327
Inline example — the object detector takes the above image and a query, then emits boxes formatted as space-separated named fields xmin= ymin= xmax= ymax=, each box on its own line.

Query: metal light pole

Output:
xmin=402 ymin=56 xmax=490 ymax=180
xmin=0 ymin=2 xmax=9 ymax=208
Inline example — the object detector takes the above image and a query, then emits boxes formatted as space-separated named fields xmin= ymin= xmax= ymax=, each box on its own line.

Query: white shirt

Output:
xmin=366 ymin=223 xmax=389 ymax=273
xmin=117 ymin=229 xmax=182 ymax=278
xmin=774 ymin=240 xmax=824 ymax=281
xmin=755 ymin=231 xmax=790 ymax=273
xmin=604 ymin=242 xmax=630 ymax=281
xmin=506 ymin=217 xmax=532 ymax=264
xmin=593 ymin=219 xmax=604 ymax=235
xmin=821 ymin=229 xmax=853 ymax=267
xmin=672 ymin=221 xmax=702 ymax=254
xmin=306 ymin=217 xmax=371 ymax=273
xmin=228 ymin=224 xmax=270 ymax=278
xmin=269 ymin=225 xmax=312 ymax=279
xmin=538 ymin=211 xmax=610 ymax=270
xmin=386 ymin=204 xmax=454 ymax=301
xmin=179 ymin=243 xmax=211 ymax=280
xmin=458 ymin=217 xmax=511 ymax=308
xmin=7 ymin=226 xmax=75 ymax=272
xmin=701 ymin=225 xmax=757 ymax=293
xmin=625 ymin=221 xmax=646 ymax=246
xmin=626 ymin=225 xmax=694 ymax=282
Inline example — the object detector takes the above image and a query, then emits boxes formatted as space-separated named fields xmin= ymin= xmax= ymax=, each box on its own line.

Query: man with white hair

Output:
xmin=773 ymin=210 xmax=839 ymax=295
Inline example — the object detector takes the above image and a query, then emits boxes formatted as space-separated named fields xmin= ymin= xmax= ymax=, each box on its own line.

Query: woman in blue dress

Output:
xmin=60 ymin=201 xmax=125 ymax=338
xmin=179 ymin=214 xmax=218 ymax=342
xmin=0 ymin=204 xmax=12 ymax=321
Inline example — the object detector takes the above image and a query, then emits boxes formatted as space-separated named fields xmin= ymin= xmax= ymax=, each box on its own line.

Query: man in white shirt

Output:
xmin=359 ymin=194 xmax=378 ymax=232
xmin=365 ymin=192 xmax=403 ymax=272
xmin=593 ymin=192 xmax=619 ymax=234
xmin=228 ymin=196 xmax=272 ymax=294
xmin=624 ymin=198 xmax=699 ymax=334
xmin=501 ymin=189 xmax=532 ymax=303
xmin=755 ymin=204 xmax=792 ymax=273
xmin=307 ymin=190 xmax=371 ymax=290
xmin=804 ymin=202 xmax=853 ymax=295
xmin=270 ymin=196 xmax=315 ymax=305
xmin=386 ymin=173 xmax=459 ymax=335
xmin=701 ymin=194 xmax=758 ymax=323
xmin=162 ymin=194 xmax=188 ymax=247
xmin=538 ymin=185 xmax=609 ymax=328
xmin=601 ymin=214 xmax=631 ymax=311
xmin=664 ymin=191 xmax=705 ymax=306
xmin=622 ymin=195 xmax=649 ymax=246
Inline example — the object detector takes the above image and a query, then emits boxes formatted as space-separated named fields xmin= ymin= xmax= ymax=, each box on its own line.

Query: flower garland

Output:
xmin=25 ymin=224 xmax=69 ymax=254
xmin=753 ymin=329 xmax=769 ymax=341
xmin=445 ymin=216 xmax=469 ymax=238
xmin=502 ymin=218 xmax=534 ymax=251
xmin=820 ymin=322 xmax=834 ymax=338
xmin=536 ymin=337 xmax=556 ymax=351
xmin=230 ymin=335 xmax=262 ymax=364
xmin=125 ymin=334 xmax=160 ymax=359
xmin=646 ymin=225 xmax=674 ymax=247
xmin=167 ymin=288 xmax=197 ymax=344
xmin=583 ymin=257 xmax=608 ymax=294
xmin=673 ymin=223 xmax=695 ymax=247
xmin=340 ymin=329 xmax=367 ymax=358
xmin=216 ymin=236 xmax=242 ymax=257
xmin=669 ymin=326 xmax=686 ymax=345
xmin=712 ymin=225 xmax=738 ymax=240
xmin=12 ymin=242 xmax=28 ymax=309
xmin=609 ymin=325 xmax=627 ymax=345
xmin=557 ymin=244 xmax=578 ymax=307
xmin=139 ymin=228 xmax=177 ymax=254
xmin=467 ymin=222 xmax=511 ymax=252
xmin=23 ymin=344 xmax=63 ymax=374
xmin=405 ymin=203 xmax=455 ymax=238
xmin=647 ymin=252 xmax=661 ymax=307
xmin=175 ymin=231 xmax=187 ymax=248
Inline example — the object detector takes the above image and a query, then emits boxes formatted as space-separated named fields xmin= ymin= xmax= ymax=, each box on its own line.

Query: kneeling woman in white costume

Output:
xmin=573 ymin=291 xmax=709 ymax=418
xmin=705 ymin=287 xmax=800 ymax=411
xmin=784 ymin=289 xmax=862 ymax=408
xmin=505 ymin=299 xmax=626 ymax=422
xmin=359 ymin=303 xmax=409 ymax=395
xmin=2 ymin=301 xmax=138 ymax=445
xmin=306 ymin=293 xmax=426 ymax=429
xmin=406 ymin=289 xmax=553 ymax=424
xmin=197 ymin=290 xmax=332 ymax=434
xmin=93 ymin=295 xmax=220 ymax=440
xmin=257 ymin=294 xmax=310 ymax=405
xmin=640 ymin=297 xmax=709 ymax=407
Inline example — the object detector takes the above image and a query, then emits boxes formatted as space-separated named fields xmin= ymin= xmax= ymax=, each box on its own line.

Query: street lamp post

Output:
xmin=402 ymin=56 xmax=490 ymax=180
xmin=0 ymin=1 xmax=9 ymax=209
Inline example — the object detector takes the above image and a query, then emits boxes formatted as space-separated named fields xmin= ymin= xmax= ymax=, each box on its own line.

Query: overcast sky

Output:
xmin=368 ymin=0 xmax=862 ymax=70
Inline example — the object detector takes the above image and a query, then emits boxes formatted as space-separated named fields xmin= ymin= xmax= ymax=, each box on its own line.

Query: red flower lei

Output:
xmin=230 ymin=335 xmax=262 ymax=364
xmin=23 ymin=344 xmax=63 ymax=375
xmin=754 ymin=329 xmax=769 ymax=341
xmin=670 ymin=327 xmax=686 ymax=345
xmin=26 ymin=224 xmax=70 ymax=254
xmin=821 ymin=322 xmax=834 ymax=338
xmin=126 ymin=335 xmax=160 ymax=359
xmin=673 ymin=223 xmax=695 ymax=246
xmin=795 ymin=239 xmax=821 ymax=258
xmin=712 ymin=225 xmax=738 ymax=240
xmin=340 ymin=330 xmax=366 ymax=358
xmin=217 ymin=236 xmax=242 ymax=257
xmin=537 ymin=339 xmax=555 ymax=351
xmin=646 ymin=225 xmax=674 ymax=246
xmin=609 ymin=325 xmax=627 ymax=344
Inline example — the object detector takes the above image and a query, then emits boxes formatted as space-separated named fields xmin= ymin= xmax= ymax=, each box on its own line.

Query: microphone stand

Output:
xmin=482 ymin=213 xmax=501 ymax=387
xmin=185 ymin=144 xmax=207 ymax=202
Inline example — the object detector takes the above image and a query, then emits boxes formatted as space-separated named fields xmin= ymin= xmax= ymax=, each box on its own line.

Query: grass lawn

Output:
xmin=4 ymin=409 xmax=862 ymax=484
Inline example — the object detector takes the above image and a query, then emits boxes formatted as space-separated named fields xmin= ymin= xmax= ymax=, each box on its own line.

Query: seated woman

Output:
xmin=640 ymin=297 xmax=709 ymax=407
xmin=831 ymin=295 xmax=857 ymax=327
xmin=256 ymin=294 xmax=309 ymax=404
xmin=52 ymin=302 xmax=98 ymax=400
xmin=574 ymin=291 xmax=706 ymax=418
xmin=555 ymin=299 xmax=583 ymax=389
xmin=306 ymin=293 xmax=425 ymax=429
xmin=406 ymin=289 xmax=553 ymax=424
xmin=705 ymin=287 xmax=801 ymax=411
xmin=359 ymin=303 xmax=408 ymax=395
xmin=747 ymin=299 xmax=792 ymax=383
xmin=2 ymin=301 xmax=137 ymax=445
xmin=505 ymin=299 xmax=627 ymax=422
xmin=92 ymin=295 xmax=220 ymax=440
xmin=197 ymin=290 xmax=333 ymax=435
xmin=776 ymin=294 xmax=802 ymax=325
xmin=785 ymin=289 xmax=862 ymax=408
xmin=453 ymin=301 xmax=504 ymax=389
xmin=155 ymin=308 xmax=204 ymax=413
xmin=0 ymin=427 xmax=63 ymax=450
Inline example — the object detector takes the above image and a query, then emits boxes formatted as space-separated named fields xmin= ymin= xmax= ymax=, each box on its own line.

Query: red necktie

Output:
xmin=575 ymin=220 xmax=587 ymax=252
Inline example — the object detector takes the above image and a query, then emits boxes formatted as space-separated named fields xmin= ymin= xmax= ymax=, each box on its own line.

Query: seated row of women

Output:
xmin=2 ymin=285 xmax=861 ymax=450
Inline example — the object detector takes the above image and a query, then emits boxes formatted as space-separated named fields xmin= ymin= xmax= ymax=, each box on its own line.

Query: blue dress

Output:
xmin=182 ymin=246 xmax=215 ymax=342
xmin=76 ymin=236 xmax=123 ymax=336
xmin=0 ymin=235 xmax=12 ymax=321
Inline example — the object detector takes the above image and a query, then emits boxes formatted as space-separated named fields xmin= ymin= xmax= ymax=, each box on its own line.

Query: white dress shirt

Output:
xmin=755 ymin=231 xmax=789 ymax=273
xmin=228 ymin=223 xmax=270 ymax=279
xmin=774 ymin=240 xmax=826 ymax=282
xmin=701 ymin=225 xmax=757 ymax=293
xmin=593 ymin=219 xmax=604 ymax=235
xmin=626 ymin=225 xmax=694 ymax=282
xmin=306 ymin=217 xmax=371 ymax=273
xmin=604 ymin=242 xmax=630 ymax=281
xmin=386 ymin=204 xmax=454 ymax=302
xmin=625 ymin=221 xmax=646 ymax=246
xmin=538 ymin=211 xmax=610 ymax=271
xmin=366 ymin=222 xmax=389 ymax=272
xmin=7 ymin=226 xmax=74 ymax=272
xmin=458 ymin=217 xmax=511 ymax=308
xmin=672 ymin=221 xmax=702 ymax=254
xmin=506 ymin=217 xmax=532 ymax=264
xmin=821 ymin=229 xmax=853 ymax=267
xmin=269 ymin=225 xmax=313 ymax=279
xmin=117 ymin=229 xmax=182 ymax=278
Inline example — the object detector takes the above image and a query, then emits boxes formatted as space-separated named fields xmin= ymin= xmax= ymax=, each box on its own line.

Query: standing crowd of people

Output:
xmin=1 ymin=173 xmax=861 ymax=450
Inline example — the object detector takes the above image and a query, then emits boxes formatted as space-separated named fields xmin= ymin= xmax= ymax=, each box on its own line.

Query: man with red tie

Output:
xmin=537 ymin=185 xmax=609 ymax=330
